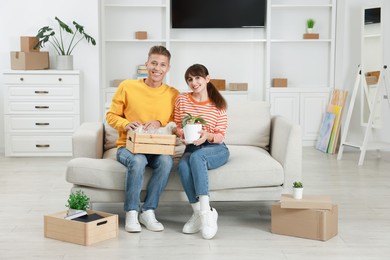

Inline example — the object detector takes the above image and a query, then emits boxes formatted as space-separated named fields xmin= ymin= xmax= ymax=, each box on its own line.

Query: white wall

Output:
xmin=0 ymin=0 xmax=100 ymax=153
xmin=335 ymin=0 xmax=390 ymax=146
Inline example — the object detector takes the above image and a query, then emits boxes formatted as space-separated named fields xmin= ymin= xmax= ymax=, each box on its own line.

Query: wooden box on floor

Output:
xmin=44 ymin=210 xmax=118 ymax=246
xmin=126 ymin=130 xmax=176 ymax=155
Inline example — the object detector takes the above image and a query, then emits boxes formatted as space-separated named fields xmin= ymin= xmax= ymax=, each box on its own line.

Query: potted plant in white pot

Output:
xmin=65 ymin=190 xmax=90 ymax=219
xmin=182 ymin=112 xmax=206 ymax=144
xmin=306 ymin=18 xmax=315 ymax=33
xmin=35 ymin=16 xmax=96 ymax=70
xmin=292 ymin=181 xmax=303 ymax=199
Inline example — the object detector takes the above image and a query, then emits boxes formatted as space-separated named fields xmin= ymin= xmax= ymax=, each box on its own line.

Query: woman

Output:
xmin=174 ymin=64 xmax=230 ymax=239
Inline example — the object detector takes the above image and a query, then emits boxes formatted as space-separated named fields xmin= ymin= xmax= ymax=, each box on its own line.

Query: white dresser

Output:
xmin=3 ymin=70 xmax=80 ymax=157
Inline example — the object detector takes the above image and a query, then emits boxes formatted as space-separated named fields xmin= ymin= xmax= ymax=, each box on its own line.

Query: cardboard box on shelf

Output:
xmin=10 ymin=51 xmax=49 ymax=70
xmin=126 ymin=129 xmax=176 ymax=155
xmin=44 ymin=210 xmax=118 ymax=246
xmin=272 ymin=78 xmax=287 ymax=87
xmin=303 ymin=33 xmax=320 ymax=39
xmin=20 ymin=36 xmax=39 ymax=52
xmin=271 ymin=203 xmax=338 ymax=241
xmin=229 ymin=83 xmax=248 ymax=91
xmin=135 ymin=31 xmax=147 ymax=40
xmin=280 ymin=194 xmax=333 ymax=210
xmin=210 ymin=79 xmax=226 ymax=91
xmin=111 ymin=79 xmax=126 ymax=88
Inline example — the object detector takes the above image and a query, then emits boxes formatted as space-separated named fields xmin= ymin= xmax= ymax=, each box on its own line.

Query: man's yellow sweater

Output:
xmin=106 ymin=79 xmax=179 ymax=148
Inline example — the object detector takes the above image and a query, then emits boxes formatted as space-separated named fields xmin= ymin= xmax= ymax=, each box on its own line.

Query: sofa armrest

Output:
xmin=269 ymin=116 xmax=302 ymax=193
xmin=72 ymin=122 xmax=104 ymax=159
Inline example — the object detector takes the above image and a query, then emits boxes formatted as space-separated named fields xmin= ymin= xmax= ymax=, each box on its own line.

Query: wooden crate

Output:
xmin=44 ymin=210 xmax=118 ymax=246
xmin=126 ymin=130 xmax=176 ymax=155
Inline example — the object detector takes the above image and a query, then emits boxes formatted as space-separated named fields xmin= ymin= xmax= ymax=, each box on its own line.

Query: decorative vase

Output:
xmin=183 ymin=124 xmax=202 ymax=144
xmin=56 ymin=55 xmax=73 ymax=70
xmin=293 ymin=187 xmax=303 ymax=199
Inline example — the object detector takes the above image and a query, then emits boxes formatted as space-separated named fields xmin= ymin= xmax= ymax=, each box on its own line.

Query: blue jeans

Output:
xmin=117 ymin=146 xmax=173 ymax=212
xmin=177 ymin=142 xmax=230 ymax=203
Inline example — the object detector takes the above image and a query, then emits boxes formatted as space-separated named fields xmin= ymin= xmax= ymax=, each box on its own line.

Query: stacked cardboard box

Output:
xmin=271 ymin=194 xmax=338 ymax=241
xmin=10 ymin=36 xmax=49 ymax=70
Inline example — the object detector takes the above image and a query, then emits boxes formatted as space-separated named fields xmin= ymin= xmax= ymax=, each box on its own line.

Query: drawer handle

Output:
xmin=35 ymin=106 xmax=49 ymax=109
xmin=20 ymin=77 xmax=24 ymax=81
xmin=34 ymin=91 xmax=49 ymax=94
xmin=58 ymin=78 xmax=62 ymax=82
xmin=35 ymin=123 xmax=50 ymax=126
xmin=36 ymin=144 xmax=50 ymax=148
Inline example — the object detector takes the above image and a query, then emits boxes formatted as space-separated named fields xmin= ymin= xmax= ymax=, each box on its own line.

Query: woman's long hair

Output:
xmin=184 ymin=64 xmax=227 ymax=110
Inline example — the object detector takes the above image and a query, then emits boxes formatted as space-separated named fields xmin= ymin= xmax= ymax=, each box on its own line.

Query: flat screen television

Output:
xmin=364 ymin=7 xmax=381 ymax=24
xmin=171 ymin=0 xmax=267 ymax=28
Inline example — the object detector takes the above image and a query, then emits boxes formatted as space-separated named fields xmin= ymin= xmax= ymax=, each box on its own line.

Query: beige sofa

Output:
xmin=66 ymin=101 xmax=302 ymax=205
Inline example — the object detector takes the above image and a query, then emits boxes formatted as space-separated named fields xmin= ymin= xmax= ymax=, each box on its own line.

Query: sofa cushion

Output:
xmin=104 ymin=121 xmax=118 ymax=151
xmin=224 ymin=101 xmax=271 ymax=150
xmin=66 ymin=145 xmax=284 ymax=192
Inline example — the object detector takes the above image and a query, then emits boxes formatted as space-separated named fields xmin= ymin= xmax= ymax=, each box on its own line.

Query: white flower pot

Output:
xmin=67 ymin=208 xmax=84 ymax=216
xmin=183 ymin=124 xmax=202 ymax=144
xmin=306 ymin=28 xmax=313 ymax=34
xmin=56 ymin=55 xmax=73 ymax=70
xmin=293 ymin=187 xmax=303 ymax=199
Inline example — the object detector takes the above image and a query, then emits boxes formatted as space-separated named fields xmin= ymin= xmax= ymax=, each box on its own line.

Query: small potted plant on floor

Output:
xmin=293 ymin=181 xmax=303 ymax=199
xmin=306 ymin=18 xmax=315 ymax=33
xmin=65 ymin=190 xmax=90 ymax=219
xmin=35 ymin=16 xmax=96 ymax=70
xmin=182 ymin=112 xmax=206 ymax=144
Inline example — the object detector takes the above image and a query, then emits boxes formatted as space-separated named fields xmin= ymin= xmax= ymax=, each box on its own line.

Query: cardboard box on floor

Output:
xmin=271 ymin=203 xmax=338 ymax=241
xmin=280 ymin=194 xmax=333 ymax=210
xmin=44 ymin=210 xmax=118 ymax=246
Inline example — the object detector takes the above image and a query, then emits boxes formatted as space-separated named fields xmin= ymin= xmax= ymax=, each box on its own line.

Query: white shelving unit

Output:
xmin=100 ymin=0 xmax=336 ymax=145
xmin=267 ymin=0 xmax=336 ymax=145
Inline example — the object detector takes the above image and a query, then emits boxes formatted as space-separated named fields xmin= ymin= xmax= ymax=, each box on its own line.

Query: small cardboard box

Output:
xmin=135 ymin=31 xmax=147 ymax=40
xmin=20 ymin=36 xmax=39 ymax=52
xmin=272 ymin=78 xmax=287 ymax=87
xmin=303 ymin=33 xmax=320 ymax=39
xmin=210 ymin=79 xmax=226 ymax=91
xmin=229 ymin=83 xmax=248 ymax=91
xmin=126 ymin=129 xmax=176 ymax=155
xmin=271 ymin=203 xmax=338 ymax=241
xmin=111 ymin=79 xmax=126 ymax=87
xmin=280 ymin=194 xmax=333 ymax=210
xmin=10 ymin=51 xmax=49 ymax=70
xmin=44 ymin=210 xmax=118 ymax=246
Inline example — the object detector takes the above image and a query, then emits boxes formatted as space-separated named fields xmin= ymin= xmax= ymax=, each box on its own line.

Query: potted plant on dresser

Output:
xmin=65 ymin=190 xmax=90 ymax=219
xmin=182 ymin=112 xmax=206 ymax=144
xmin=35 ymin=16 xmax=96 ymax=70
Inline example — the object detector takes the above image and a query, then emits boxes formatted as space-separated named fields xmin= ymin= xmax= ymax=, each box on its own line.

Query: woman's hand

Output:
xmin=193 ymin=130 xmax=213 ymax=146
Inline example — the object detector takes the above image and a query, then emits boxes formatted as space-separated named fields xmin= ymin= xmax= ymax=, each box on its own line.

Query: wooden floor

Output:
xmin=0 ymin=147 xmax=389 ymax=259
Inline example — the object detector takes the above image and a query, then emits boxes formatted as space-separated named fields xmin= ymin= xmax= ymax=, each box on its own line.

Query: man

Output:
xmin=106 ymin=46 xmax=179 ymax=232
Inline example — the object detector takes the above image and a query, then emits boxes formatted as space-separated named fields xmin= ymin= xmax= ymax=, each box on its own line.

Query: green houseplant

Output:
xmin=35 ymin=16 xmax=96 ymax=69
xmin=65 ymin=190 xmax=90 ymax=217
xmin=306 ymin=18 xmax=315 ymax=33
xmin=292 ymin=181 xmax=303 ymax=199
xmin=182 ymin=113 xmax=206 ymax=144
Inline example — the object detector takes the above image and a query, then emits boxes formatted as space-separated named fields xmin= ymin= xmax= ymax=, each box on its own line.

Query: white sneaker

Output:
xmin=182 ymin=211 xmax=201 ymax=234
xmin=125 ymin=210 xmax=141 ymax=233
xmin=139 ymin=210 xmax=164 ymax=232
xmin=200 ymin=208 xmax=218 ymax=239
